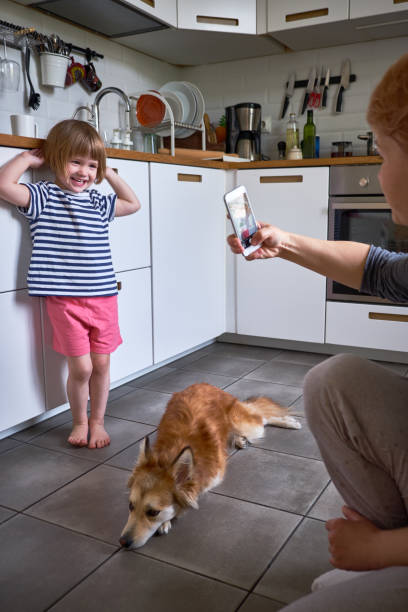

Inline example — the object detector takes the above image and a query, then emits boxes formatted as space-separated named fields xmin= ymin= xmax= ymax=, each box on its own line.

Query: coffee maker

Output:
xmin=225 ymin=102 xmax=261 ymax=161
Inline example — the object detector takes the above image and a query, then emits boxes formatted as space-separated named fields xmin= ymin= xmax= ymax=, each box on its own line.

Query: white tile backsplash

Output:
xmin=0 ymin=0 xmax=407 ymax=158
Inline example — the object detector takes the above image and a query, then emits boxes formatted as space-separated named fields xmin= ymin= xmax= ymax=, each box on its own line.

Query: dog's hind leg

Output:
xmin=242 ymin=396 xmax=302 ymax=430
xmin=229 ymin=400 xmax=267 ymax=447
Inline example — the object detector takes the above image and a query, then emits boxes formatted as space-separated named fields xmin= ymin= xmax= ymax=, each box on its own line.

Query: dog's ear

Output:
xmin=171 ymin=446 xmax=194 ymax=486
xmin=137 ymin=436 xmax=152 ymax=465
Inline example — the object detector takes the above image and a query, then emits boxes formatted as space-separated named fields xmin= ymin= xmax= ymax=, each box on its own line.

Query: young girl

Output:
xmin=0 ymin=119 xmax=141 ymax=449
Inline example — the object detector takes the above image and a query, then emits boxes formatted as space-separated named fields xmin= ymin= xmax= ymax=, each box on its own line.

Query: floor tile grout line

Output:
xmin=245 ymin=516 xmax=309 ymax=597
xmin=17 ymin=461 xmax=101 ymax=514
xmin=44 ymin=548 xmax=121 ymax=611
xmin=209 ymin=489 xmax=327 ymax=522
xmin=130 ymin=548 xmax=251 ymax=594
xmin=20 ymin=509 xmax=122 ymax=549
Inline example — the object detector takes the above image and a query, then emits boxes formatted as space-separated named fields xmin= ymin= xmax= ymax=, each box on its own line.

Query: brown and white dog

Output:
xmin=119 ymin=382 xmax=301 ymax=549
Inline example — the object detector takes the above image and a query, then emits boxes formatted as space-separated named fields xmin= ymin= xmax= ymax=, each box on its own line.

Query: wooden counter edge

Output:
xmin=0 ymin=134 xmax=382 ymax=169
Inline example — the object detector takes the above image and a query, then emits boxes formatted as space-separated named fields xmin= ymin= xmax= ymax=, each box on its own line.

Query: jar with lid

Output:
xmin=331 ymin=141 xmax=352 ymax=157
xmin=285 ymin=113 xmax=299 ymax=158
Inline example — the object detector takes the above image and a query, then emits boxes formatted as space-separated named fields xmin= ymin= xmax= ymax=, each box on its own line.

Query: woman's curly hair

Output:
xmin=367 ymin=53 xmax=408 ymax=152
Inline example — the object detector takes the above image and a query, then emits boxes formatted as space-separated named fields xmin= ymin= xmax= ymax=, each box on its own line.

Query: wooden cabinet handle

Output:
xmin=140 ymin=0 xmax=155 ymax=7
xmin=285 ymin=8 xmax=329 ymax=22
xmin=259 ymin=175 xmax=303 ymax=183
xmin=196 ymin=15 xmax=239 ymax=27
xmin=117 ymin=281 xmax=122 ymax=291
xmin=369 ymin=312 xmax=408 ymax=322
xmin=177 ymin=173 xmax=202 ymax=182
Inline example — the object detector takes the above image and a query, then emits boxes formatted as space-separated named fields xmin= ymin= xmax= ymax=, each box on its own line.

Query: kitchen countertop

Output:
xmin=0 ymin=133 xmax=382 ymax=169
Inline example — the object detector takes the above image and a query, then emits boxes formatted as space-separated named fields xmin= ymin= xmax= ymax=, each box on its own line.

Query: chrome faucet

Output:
xmin=72 ymin=105 xmax=96 ymax=127
xmin=92 ymin=87 xmax=131 ymax=134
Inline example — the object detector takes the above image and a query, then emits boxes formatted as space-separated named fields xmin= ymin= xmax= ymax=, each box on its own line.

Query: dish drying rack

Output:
xmin=130 ymin=91 xmax=206 ymax=156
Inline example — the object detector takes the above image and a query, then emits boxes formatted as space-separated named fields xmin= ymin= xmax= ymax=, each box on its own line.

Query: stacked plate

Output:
xmin=157 ymin=81 xmax=205 ymax=138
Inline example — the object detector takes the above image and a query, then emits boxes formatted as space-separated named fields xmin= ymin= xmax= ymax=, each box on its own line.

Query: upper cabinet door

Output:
xmin=122 ymin=0 xmax=177 ymax=26
xmin=178 ymin=0 xmax=258 ymax=34
xmin=268 ymin=0 xmax=349 ymax=31
xmin=350 ymin=0 xmax=408 ymax=19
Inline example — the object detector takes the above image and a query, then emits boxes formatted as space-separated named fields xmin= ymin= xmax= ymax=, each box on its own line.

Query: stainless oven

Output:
xmin=327 ymin=165 xmax=408 ymax=305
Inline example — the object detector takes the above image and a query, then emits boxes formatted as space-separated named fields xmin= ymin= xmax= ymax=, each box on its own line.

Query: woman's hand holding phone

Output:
xmin=227 ymin=222 xmax=288 ymax=260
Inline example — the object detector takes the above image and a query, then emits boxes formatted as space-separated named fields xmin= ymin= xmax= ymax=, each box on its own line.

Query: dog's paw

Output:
xmin=157 ymin=520 xmax=172 ymax=536
xmin=234 ymin=435 xmax=249 ymax=449
xmin=285 ymin=416 xmax=302 ymax=430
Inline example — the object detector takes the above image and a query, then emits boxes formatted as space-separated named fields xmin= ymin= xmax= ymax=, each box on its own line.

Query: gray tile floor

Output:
xmin=1 ymin=342 xmax=405 ymax=612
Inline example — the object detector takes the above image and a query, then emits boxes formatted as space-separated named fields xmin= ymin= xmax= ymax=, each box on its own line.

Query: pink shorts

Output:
xmin=46 ymin=296 xmax=123 ymax=357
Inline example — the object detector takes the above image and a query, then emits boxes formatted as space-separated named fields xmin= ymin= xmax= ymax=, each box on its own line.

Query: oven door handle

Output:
xmin=330 ymin=201 xmax=391 ymax=210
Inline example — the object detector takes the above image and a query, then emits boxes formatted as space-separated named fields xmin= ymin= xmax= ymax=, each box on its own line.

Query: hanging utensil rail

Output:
xmin=0 ymin=18 xmax=103 ymax=60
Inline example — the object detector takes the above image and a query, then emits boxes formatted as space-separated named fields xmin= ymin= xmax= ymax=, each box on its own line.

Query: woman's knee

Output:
xmin=303 ymin=353 xmax=366 ymax=424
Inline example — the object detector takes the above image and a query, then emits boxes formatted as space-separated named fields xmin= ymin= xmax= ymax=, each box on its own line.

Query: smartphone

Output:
xmin=224 ymin=185 xmax=260 ymax=256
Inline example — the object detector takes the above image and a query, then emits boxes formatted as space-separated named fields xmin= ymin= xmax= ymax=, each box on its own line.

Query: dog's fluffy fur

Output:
xmin=120 ymin=383 xmax=301 ymax=549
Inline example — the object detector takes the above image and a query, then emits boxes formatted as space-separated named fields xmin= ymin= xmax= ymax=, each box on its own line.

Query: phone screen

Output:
xmin=225 ymin=187 xmax=258 ymax=250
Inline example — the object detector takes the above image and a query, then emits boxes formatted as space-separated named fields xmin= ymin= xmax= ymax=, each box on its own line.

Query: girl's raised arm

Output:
xmin=0 ymin=149 xmax=44 ymax=208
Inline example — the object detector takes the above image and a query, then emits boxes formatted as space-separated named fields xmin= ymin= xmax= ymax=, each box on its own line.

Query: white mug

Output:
xmin=10 ymin=114 xmax=39 ymax=138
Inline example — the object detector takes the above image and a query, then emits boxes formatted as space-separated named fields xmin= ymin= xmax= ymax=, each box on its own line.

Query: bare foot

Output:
xmin=88 ymin=420 xmax=110 ymax=449
xmin=68 ymin=423 xmax=89 ymax=447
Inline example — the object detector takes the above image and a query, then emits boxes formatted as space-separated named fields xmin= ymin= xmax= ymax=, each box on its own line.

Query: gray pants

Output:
xmin=281 ymin=354 xmax=408 ymax=612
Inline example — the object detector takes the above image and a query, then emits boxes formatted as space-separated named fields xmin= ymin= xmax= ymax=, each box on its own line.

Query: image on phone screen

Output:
xmin=224 ymin=186 xmax=260 ymax=255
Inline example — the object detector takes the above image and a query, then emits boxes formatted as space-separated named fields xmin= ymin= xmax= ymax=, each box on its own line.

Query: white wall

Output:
xmin=182 ymin=36 xmax=408 ymax=159
xmin=0 ymin=0 xmax=180 ymax=142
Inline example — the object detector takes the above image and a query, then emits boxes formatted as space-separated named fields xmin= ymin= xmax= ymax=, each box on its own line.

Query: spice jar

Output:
xmin=331 ymin=141 xmax=352 ymax=157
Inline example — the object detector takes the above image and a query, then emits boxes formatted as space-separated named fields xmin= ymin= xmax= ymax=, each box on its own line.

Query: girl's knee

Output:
xmin=91 ymin=353 xmax=110 ymax=376
xmin=68 ymin=358 xmax=93 ymax=383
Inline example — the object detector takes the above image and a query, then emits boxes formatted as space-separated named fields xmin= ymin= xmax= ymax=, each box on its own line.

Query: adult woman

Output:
xmin=228 ymin=54 xmax=408 ymax=610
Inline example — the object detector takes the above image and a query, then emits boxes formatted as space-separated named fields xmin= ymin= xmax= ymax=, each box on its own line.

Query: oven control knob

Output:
xmin=359 ymin=177 xmax=370 ymax=187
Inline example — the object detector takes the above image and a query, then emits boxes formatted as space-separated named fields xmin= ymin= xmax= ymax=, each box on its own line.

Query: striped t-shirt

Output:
xmin=18 ymin=181 xmax=118 ymax=297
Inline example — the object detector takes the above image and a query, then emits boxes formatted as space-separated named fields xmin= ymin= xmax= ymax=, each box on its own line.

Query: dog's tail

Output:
xmin=242 ymin=396 xmax=289 ymax=422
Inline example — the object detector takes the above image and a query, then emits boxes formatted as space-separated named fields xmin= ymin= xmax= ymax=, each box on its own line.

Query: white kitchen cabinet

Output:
xmin=0 ymin=147 xmax=32 ymax=292
xmin=122 ymin=0 xmax=177 ymax=26
xmin=0 ymin=289 xmax=45 ymax=431
xmin=267 ymin=0 xmax=349 ymax=32
xmin=350 ymin=0 xmax=408 ymax=19
xmin=98 ymin=158 xmax=151 ymax=272
xmin=235 ymin=167 xmax=328 ymax=343
xmin=150 ymin=163 xmax=226 ymax=363
xmin=326 ymin=302 xmax=408 ymax=351
xmin=178 ymin=0 xmax=258 ymax=34
xmin=110 ymin=267 xmax=153 ymax=383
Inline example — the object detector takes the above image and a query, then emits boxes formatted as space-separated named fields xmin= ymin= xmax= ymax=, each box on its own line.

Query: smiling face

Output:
xmin=374 ymin=131 xmax=408 ymax=226
xmin=56 ymin=156 xmax=99 ymax=193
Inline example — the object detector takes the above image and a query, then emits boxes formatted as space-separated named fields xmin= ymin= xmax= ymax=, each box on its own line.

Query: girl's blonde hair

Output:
xmin=42 ymin=119 xmax=106 ymax=184
xmin=367 ymin=53 xmax=408 ymax=152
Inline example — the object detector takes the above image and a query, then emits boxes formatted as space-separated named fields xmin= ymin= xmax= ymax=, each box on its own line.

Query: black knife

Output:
xmin=281 ymin=73 xmax=295 ymax=119
xmin=335 ymin=60 xmax=351 ymax=113
xmin=301 ymin=68 xmax=315 ymax=115
xmin=321 ymin=67 xmax=330 ymax=109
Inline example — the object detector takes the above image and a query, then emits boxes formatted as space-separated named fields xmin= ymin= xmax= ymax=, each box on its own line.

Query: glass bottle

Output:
xmin=303 ymin=110 xmax=316 ymax=158
xmin=285 ymin=113 xmax=299 ymax=158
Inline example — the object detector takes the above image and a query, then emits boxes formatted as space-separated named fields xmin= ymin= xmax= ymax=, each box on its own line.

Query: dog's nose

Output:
xmin=119 ymin=535 xmax=133 ymax=548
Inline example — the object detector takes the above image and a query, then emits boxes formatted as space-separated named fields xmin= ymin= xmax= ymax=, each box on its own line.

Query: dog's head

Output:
xmin=119 ymin=437 xmax=198 ymax=549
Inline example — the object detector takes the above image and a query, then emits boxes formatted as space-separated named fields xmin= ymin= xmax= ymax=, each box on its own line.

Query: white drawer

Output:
xmin=326 ymin=302 xmax=408 ymax=351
